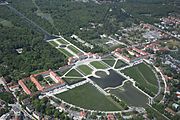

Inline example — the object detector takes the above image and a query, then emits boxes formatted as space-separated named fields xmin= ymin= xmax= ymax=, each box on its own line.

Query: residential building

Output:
xmin=33 ymin=111 xmax=42 ymax=120
xmin=165 ymin=107 xmax=176 ymax=116
xmin=49 ymin=70 xmax=64 ymax=84
xmin=176 ymin=91 xmax=180 ymax=99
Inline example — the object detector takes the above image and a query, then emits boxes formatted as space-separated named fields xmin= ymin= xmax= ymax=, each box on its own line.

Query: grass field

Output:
xmin=0 ymin=18 xmax=14 ymax=27
xmin=102 ymin=60 xmax=116 ymax=67
xmin=103 ymin=55 xmax=115 ymax=60
xmin=146 ymin=106 xmax=169 ymax=120
xmin=57 ymin=38 xmax=69 ymax=45
xmin=138 ymin=63 xmax=158 ymax=85
xmin=55 ymin=83 xmax=122 ymax=111
xmin=90 ymin=61 xmax=108 ymax=69
xmin=121 ymin=63 xmax=158 ymax=95
xmin=48 ymin=40 xmax=59 ymax=47
xmin=39 ymin=79 xmax=49 ymax=86
xmin=77 ymin=65 xmax=93 ymax=76
xmin=56 ymin=68 xmax=71 ymax=76
xmin=65 ymin=69 xmax=83 ymax=77
xmin=62 ymin=77 xmax=85 ymax=85
xmin=57 ymin=48 xmax=73 ymax=57
xmin=45 ymin=77 xmax=56 ymax=85
xmin=114 ymin=60 xmax=128 ymax=69
xmin=68 ymin=45 xmax=82 ymax=54
xmin=110 ymin=81 xmax=149 ymax=107
xmin=49 ymin=40 xmax=73 ymax=57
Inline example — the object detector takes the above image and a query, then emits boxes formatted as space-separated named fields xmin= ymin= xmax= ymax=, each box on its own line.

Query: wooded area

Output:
xmin=0 ymin=0 xmax=179 ymax=81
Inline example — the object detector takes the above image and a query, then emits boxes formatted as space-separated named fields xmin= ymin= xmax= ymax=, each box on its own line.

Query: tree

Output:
xmin=45 ymin=107 xmax=52 ymax=115
xmin=54 ymin=110 xmax=60 ymax=118
xmin=4 ymin=76 xmax=12 ymax=83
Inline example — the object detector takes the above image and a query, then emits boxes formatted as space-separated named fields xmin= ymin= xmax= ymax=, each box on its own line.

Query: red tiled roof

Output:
xmin=176 ymin=91 xmax=180 ymax=98
xmin=18 ymin=80 xmax=31 ymax=95
xmin=49 ymin=71 xmax=64 ymax=84
xmin=133 ymin=47 xmax=147 ymax=56
xmin=107 ymin=114 xmax=115 ymax=120
xmin=30 ymin=75 xmax=43 ymax=91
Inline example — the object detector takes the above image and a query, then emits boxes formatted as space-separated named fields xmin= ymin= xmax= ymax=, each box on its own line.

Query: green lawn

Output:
xmin=102 ymin=60 xmax=116 ymax=67
xmin=39 ymin=80 xmax=48 ymax=86
xmin=0 ymin=18 xmax=14 ymax=27
xmin=138 ymin=63 xmax=158 ymax=86
xmin=57 ymin=48 xmax=73 ymax=57
xmin=55 ymin=83 xmax=122 ymax=111
xmin=110 ymin=81 xmax=149 ymax=107
xmin=77 ymin=65 xmax=93 ymax=75
xmin=90 ymin=61 xmax=108 ymax=69
xmin=56 ymin=68 xmax=71 ymax=76
xmin=114 ymin=60 xmax=128 ymax=69
xmin=57 ymin=38 xmax=69 ymax=45
xmin=49 ymin=41 xmax=73 ymax=57
xmin=45 ymin=77 xmax=56 ymax=85
xmin=146 ymin=106 xmax=169 ymax=120
xmin=48 ymin=40 xmax=59 ymax=47
xmin=121 ymin=63 xmax=158 ymax=95
xmin=62 ymin=77 xmax=85 ymax=85
xmin=68 ymin=45 xmax=82 ymax=54
xmin=24 ymin=80 xmax=38 ymax=93
xmin=65 ymin=69 xmax=83 ymax=77
xmin=103 ymin=55 xmax=115 ymax=60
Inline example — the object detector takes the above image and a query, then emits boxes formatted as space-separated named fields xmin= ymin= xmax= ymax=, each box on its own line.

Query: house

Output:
xmin=172 ymin=103 xmax=180 ymax=111
xmin=26 ymin=105 xmax=34 ymax=113
xmin=33 ymin=111 xmax=42 ymax=120
xmin=132 ymin=47 xmax=148 ymax=56
xmin=86 ymin=52 xmax=93 ymax=58
xmin=107 ymin=114 xmax=115 ymax=120
xmin=176 ymin=91 xmax=180 ymax=99
xmin=114 ymin=52 xmax=131 ymax=63
xmin=79 ymin=111 xmax=86 ymax=119
xmin=165 ymin=107 xmax=176 ymax=116
xmin=78 ymin=54 xmax=88 ymax=60
xmin=21 ymin=98 xmax=31 ymax=106
xmin=93 ymin=53 xmax=100 ymax=59
xmin=71 ymin=34 xmax=85 ymax=44
xmin=16 ymin=48 xmax=23 ymax=54
xmin=68 ymin=57 xmax=78 ymax=65
xmin=84 ymin=42 xmax=94 ymax=49
xmin=12 ymin=106 xmax=21 ymax=117
xmin=8 ymin=84 xmax=19 ymax=92
xmin=113 ymin=47 xmax=147 ymax=63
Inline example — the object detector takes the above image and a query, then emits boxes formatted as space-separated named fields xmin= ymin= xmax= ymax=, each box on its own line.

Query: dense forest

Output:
xmin=122 ymin=0 xmax=180 ymax=23
xmin=0 ymin=6 xmax=66 ymax=81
